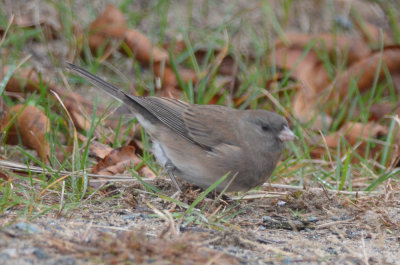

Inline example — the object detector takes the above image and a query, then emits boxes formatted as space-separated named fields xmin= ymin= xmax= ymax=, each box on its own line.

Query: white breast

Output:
xmin=152 ymin=140 xmax=169 ymax=167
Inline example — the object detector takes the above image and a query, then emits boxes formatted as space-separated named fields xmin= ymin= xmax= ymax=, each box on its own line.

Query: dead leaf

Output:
xmin=322 ymin=122 xmax=389 ymax=163
xmin=124 ymin=29 xmax=169 ymax=65
xmin=159 ymin=85 xmax=182 ymax=99
xmin=194 ymin=48 xmax=237 ymax=76
xmin=88 ymin=4 xmax=127 ymax=51
xmin=78 ymin=133 xmax=113 ymax=160
xmin=346 ymin=122 xmax=387 ymax=144
xmin=276 ymin=33 xmax=370 ymax=65
xmin=2 ymin=66 xmax=43 ymax=94
xmin=352 ymin=18 xmax=394 ymax=48
xmin=14 ymin=16 xmax=60 ymax=40
xmin=91 ymin=145 xmax=140 ymax=175
xmin=313 ymin=122 xmax=398 ymax=164
xmin=1 ymin=104 xmax=50 ymax=163
xmin=334 ymin=47 xmax=400 ymax=99
xmin=138 ymin=166 xmax=157 ymax=179
xmin=352 ymin=102 xmax=400 ymax=121
xmin=84 ymin=5 xmax=199 ymax=94
xmin=0 ymin=171 xmax=9 ymax=181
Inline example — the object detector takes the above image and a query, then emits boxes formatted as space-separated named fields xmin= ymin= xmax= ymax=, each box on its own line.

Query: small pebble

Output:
xmin=306 ymin=216 xmax=318 ymax=222
xmin=122 ymin=214 xmax=137 ymax=221
xmin=15 ymin=222 xmax=40 ymax=233
xmin=334 ymin=15 xmax=353 ymax=30
xmin=33 ymin=248 xmax=48 ymax=259
xmin=277 ymin=200 xmax=286 ymax=206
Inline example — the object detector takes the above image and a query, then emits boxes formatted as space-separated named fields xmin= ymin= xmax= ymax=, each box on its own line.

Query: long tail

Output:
xmin=65 ymin=62 xmax=135 ymax=105
xmin=66 ymin=62 xmax=164 ymax=125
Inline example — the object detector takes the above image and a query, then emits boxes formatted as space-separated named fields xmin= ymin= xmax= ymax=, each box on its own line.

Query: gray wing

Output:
xmin=130 ymin=96 xmax=195 ymax=143
xmin=65 ymin=63 xmax=237 ymax=149
xmin=132 ymin=97 xmax=238 ymax=149
xmin=183 ymin=105 xmax=238 ymax=148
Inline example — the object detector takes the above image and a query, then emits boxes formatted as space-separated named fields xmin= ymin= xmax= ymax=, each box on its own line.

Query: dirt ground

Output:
xmin=1 ymin=181 xmax=400 ymax=265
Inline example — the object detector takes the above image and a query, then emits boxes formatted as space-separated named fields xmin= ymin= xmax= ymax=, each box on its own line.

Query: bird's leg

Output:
xmin=165 ymin=162 xmax=182 ymax=193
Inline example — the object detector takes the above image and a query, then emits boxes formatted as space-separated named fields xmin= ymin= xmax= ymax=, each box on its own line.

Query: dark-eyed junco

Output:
xmin=66 ymin=63 xmax=296 ymax=192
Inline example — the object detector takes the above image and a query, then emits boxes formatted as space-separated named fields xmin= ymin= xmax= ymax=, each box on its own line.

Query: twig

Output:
xmin=263 ymin=183 xmax=389 ymax=197
xmin=315 ymin=220 xmax=354 ymax=229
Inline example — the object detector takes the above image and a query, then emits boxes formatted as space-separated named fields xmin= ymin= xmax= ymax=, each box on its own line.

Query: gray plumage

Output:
xmin=66 ymin=62 xmax=296 ymax=192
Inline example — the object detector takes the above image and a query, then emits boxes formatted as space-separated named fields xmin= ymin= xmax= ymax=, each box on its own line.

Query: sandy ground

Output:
xmin=1 ymin=182 xmax=400 ymax=264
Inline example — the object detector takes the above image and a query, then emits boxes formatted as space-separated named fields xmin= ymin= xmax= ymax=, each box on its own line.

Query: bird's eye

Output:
xmin=261 ymin=124 xmax=270 ymax=131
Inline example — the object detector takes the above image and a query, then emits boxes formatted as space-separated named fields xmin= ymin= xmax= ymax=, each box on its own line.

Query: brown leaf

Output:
xmin=273 ymin=34 xmax=371 ymax=128
xmin=0 ymin=171 xmax=9 ymax=181
xmin=78 ymin=133 xmax=113 ymax=160
xmin=284 ymin=43 xmax=400 ymax=128
xmin=323 ymin=122 xmax=388 ymax=154
xmin=85 ymin=5 xmax=198 ymax=94
xmin=69 ymin=110 xmax=91 ymax=132
xmin=342 ymin=122 xmax=388 ymax=146
xmin=2 ymin=66 xmax=43 ymax=94
xmin=315 ymin=122 xmax=395 ymax=163
xmin=1 ymin=66 xmax=104 ymax=117
xmin=1 ymin=104 xmax=50 ymax=163
xmin=164 ymin=39 xmax=186 ymax=55
xmin=138 ymin=166 xmax=157 ymax=179
xmin=276 ymin=33 xmax=370 ymax=65
xmin=14 ymin=16 xmax=60 ymax=40
xmin=159 ymin=85 xmax=182 ymax=99
xmin=88 ymin=4 xmax=127 ymax=51
xmin=124 ymin=29 xmax=169 ymax=65
xmin=352 ymin=19 xmax=394 ymax=48
xmin=334 ymin=47 xmax=400 ymax=99
xmin=152 ymin=62 xmax=197 ymax=90
xmin=194 ymin=49 xmax=237 ymax=76
xmin=91 ymin=145 xmax=140 ymax=175
xmin=353 ymin=102 xmax=400 ymax=121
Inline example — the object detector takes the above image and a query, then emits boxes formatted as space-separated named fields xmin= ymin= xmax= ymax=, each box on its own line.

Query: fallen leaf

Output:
xmin=352 ymin=102 xmax=400 ymax=121
xmin=1 ymin=104 xmax=50 ymax=163
xmin=14 ymin=16 xmax=60 ymax=40
xmin=159 ymin=85 xmax=182 ymax=99
xmin=275 ymin=33 xmax=370 ymax=65
xmin=78 ymin=133 xmax=113 ymax=160
xmin=352 ymin=18 xmax=394 ymax=48
xmin=334 ymin=47 xmax=400 ymax=99
xmin=0 ymin=171 xmax=9 ymax=181
xmin=326 ymin=122 xmax=388 ymax=147
xmin=124 ymin=29 xmax=169 ymax=65
xmin=85 ymin=4 xmax=199 ymax=92
xmin=91 ymin=145 xmax=140 ymax=175
xmin=194 ymin=48 xmax=237 ymax=76
xmin=2 ymin=66 xmax=43 ymax=94
xmin=138 ymin=166 xmax=157 ymax=179
xmin=322 ymin=122 xmax=390 ymax=163
xmin=88 ymin=4 xmax=127 ymax=51
xmin=313 ymin=121 xmax=398 ymax=164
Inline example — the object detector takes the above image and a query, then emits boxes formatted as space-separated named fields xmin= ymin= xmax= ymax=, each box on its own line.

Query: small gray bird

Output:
xmin=66 ymin=63 xmax=296 ymax=192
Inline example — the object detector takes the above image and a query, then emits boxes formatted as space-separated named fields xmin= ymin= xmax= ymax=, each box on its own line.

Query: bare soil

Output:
xmin=1 ymin=181 xmax=400 ymax=265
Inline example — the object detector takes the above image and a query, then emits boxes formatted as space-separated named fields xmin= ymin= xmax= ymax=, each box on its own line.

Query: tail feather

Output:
xmin=66 ymin=62 xmax=164 ymax=125
xmin=65 ymin=62 xmax=132 ymax=104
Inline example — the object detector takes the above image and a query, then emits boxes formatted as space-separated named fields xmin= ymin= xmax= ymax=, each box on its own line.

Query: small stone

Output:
xmin=277 ymin=200 xmax=286 ymax=206
xmin=15 ymin=222 xmax=40 ymax=233
xmin=334 ymin=15 xmax=353 ymax=30
xmin=122 ymin=214 xmax=137 ymax=221
xmin=306 ymin=216 xmax=318 ymax=222
xmin=33 ymin=248 xmax=48 ymax=259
